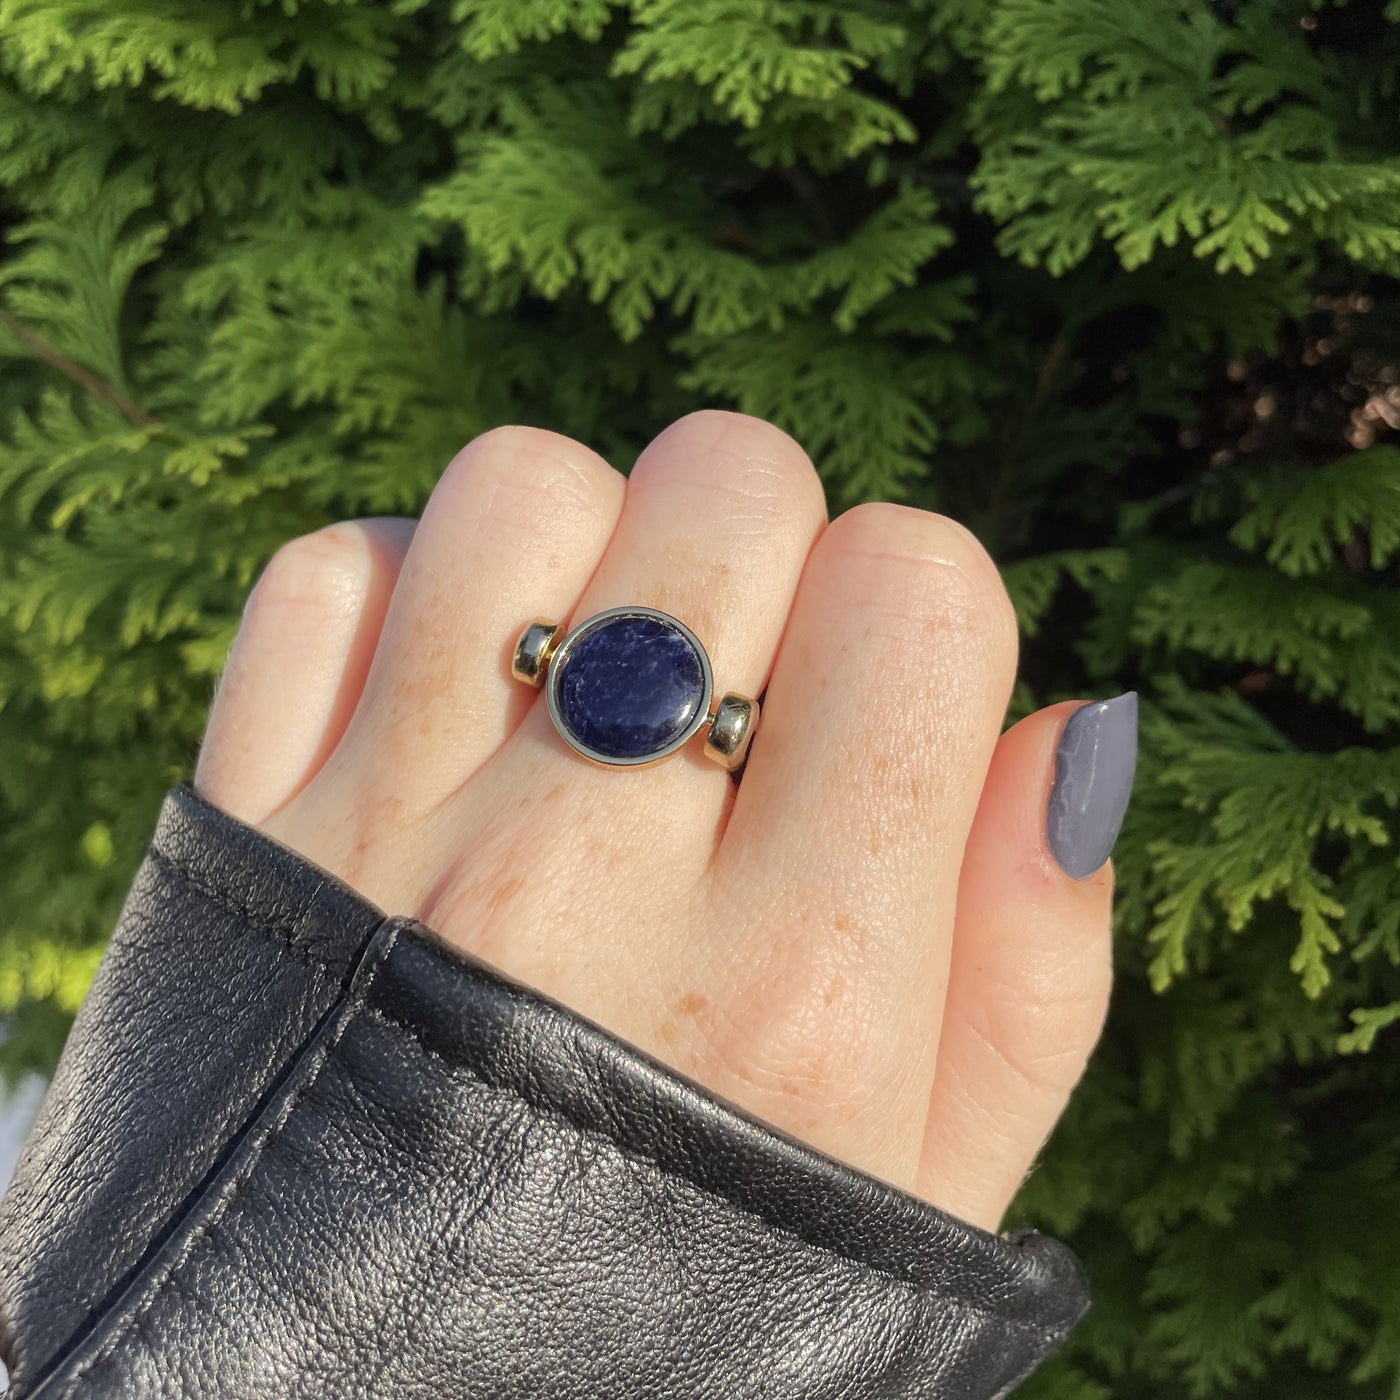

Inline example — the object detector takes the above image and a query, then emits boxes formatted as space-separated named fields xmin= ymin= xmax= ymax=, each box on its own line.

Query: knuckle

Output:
xmin=442 ymin=425 xmax=624 ymax=526
xmin=820 ymin=502 xmax=1017 ymax=652
xmin=973 ymin=957 xmax=1112 ymax=1103
xmin=249 ymin=524 xmax=371 ymax=616
xmin=639 ymin=410 xmax=828 ymax=528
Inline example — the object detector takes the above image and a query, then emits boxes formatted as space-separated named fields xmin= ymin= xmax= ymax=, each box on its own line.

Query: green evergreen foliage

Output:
xmin=1 ymin=1 xmax=1397 ymax=1393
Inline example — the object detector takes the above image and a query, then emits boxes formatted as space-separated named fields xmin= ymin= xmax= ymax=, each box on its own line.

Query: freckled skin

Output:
xmin=200 ymin=412 xmax=1120 ymax=1232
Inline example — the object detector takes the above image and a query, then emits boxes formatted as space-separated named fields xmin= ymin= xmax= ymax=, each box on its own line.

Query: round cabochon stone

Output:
xmin=554 ymin=613 xmax=707 ymax=761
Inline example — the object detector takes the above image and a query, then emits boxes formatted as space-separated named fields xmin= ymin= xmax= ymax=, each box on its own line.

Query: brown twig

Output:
xmin=987 ymin=329 xmax=1071 ymax=540
xmin=0 ymin=307 xmax=161 ymax=429
xmin=777 ymin=164 xmax=837 ymax=244
xmin=1029 ymin=330 xmax=1071 ymax=420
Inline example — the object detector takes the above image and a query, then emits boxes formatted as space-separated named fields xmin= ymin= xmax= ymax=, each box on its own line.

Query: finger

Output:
xmin=323 ymin=427 xmax=626 ymax=813
xmin=484 ymin=409 xmax=828 ymax=863
xmin=915 ymin=696 xmax=1134 ymax=1229
xmin=195 ymin=518 xmax=416 ymax=825
xmin=439 ymin=410 xmax=827 ymax=1018
xmin=707 ymin=503 xmax=1019 ymax=1188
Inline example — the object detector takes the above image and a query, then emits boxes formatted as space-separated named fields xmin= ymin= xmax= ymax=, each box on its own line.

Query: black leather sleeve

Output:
xmin=0 ymin=786 xmax=1090 ymax=1399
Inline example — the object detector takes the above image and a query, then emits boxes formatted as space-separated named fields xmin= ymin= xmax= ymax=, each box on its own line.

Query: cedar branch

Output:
xmin=0 ymin=308 xmax=161 ymax=429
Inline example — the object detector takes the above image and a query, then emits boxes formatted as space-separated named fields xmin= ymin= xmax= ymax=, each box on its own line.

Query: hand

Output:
xmin=194 ymin=412 xmax=1129 ymax=1232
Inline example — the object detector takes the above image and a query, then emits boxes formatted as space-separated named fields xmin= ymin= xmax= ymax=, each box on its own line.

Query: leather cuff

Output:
xmin=0 ymin=785 xmax=1089 ymax=1398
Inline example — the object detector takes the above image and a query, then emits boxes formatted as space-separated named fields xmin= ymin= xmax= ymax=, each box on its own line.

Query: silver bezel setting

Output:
xmin=544 ymin=605 xmax=714 ymax=768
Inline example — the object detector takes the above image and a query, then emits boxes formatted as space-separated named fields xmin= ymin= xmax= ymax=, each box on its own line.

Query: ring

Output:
xmin=512 ymin=606 xmax=759 ymax=771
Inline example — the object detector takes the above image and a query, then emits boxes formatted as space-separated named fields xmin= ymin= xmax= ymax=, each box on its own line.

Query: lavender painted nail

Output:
xmin=1046 ymin=692 xmax=1139 ymax=879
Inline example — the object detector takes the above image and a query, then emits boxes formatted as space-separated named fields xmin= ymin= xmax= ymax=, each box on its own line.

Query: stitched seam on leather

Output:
xmin=363 ymin=1006 xmax=1073 ymax=1346
xmin=48 ymin=954 xmax=1067 ymax=1391
xmin=52 ymin=925 xmax=400 ymax=1393
xmin=144 ymin=844 xmax=331 ymax=973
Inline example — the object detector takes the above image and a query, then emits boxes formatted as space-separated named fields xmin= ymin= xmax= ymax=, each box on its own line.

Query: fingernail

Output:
xmin=1046 ymin=692 xmax=1139 ymax=880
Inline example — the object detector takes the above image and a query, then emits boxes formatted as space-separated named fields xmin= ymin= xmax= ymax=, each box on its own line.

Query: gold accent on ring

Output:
xmin=703 ymin=693 xmax=759 ymax=771
xmin=512 ymin=618 xmax=560 ymax=688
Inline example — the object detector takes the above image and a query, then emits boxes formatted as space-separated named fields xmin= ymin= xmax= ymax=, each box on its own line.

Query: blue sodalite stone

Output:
xmin=555 ymin=613 xmax=706 ymax=761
